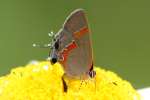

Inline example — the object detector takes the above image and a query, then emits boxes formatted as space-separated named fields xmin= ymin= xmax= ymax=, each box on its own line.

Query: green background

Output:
xmin=0 ymin=0 xmax=150 ymax=89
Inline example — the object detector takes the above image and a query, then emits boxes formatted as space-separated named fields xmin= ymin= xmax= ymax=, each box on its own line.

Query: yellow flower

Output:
xmin=0 ymin=61 xmax=140 ymax=100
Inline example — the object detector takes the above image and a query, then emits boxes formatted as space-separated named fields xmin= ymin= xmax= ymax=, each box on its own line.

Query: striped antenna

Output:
xmin=48 ymin=31 xmax=55 ymax=37
xmin=32 ymin=43 xmax=52 ymax=48
xmin=32 ymin=31 xmax=55 ymax=49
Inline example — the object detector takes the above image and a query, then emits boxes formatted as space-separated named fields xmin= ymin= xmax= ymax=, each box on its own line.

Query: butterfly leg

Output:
xmin=62 ymin=74 xmax=68 ymax=92
xmin=88 ymin=70 xmax=97 ymax=92
xmin=78 ymin=77 xmax=84 ymax=91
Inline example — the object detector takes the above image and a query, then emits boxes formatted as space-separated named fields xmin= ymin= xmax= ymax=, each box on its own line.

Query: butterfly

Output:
xmin=50 ymin=9 xmax=96 ymax=92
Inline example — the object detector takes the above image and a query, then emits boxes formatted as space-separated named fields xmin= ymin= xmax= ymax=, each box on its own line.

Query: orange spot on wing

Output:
xmin=74 ymin=27 xmax=89 ymax=39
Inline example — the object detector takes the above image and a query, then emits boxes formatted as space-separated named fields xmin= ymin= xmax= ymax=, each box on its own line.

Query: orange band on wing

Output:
xmin=74 ymin=27 xmax=89 ymax=39
xmin=60 ymin=41 xmax=77 ymax=65
xmin=66 ymin=41 xmax=77 ymax=52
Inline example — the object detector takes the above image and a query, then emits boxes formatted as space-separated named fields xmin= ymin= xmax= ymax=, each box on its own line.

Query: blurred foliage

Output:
xmin=0 ymin=0 xmax=150 ymax=88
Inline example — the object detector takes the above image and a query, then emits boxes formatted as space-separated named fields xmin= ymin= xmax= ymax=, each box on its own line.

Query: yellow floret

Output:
xmin=0 ymin=61 xmax=140 ymax=100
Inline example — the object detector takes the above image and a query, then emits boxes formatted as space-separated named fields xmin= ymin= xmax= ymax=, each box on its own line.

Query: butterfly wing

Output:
xmin=59 ymin=9 xmax=93 ymax=79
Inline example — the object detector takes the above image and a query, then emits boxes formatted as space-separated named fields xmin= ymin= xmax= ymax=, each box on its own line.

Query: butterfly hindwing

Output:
xmin=58 ymin=9 xmax=93 ymax=79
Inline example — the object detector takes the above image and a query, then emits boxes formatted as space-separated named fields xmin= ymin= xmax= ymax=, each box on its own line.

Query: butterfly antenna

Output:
xmin=48 ymin=31 xmax=55 ymax=38
xmin=32 ymin=43 xmax=52 ymax=48
xmin=33 ymin=30 xmax=55 ymax=49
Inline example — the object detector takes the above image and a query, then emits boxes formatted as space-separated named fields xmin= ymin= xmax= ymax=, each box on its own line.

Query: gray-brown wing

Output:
xmin=61 ymin=9 xmax=93 ymax=79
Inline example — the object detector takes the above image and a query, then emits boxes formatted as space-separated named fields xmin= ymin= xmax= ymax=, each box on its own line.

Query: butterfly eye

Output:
xmin=53 ymin=38 xmax=56 ymax=41
xmin=54 ymin=41 xmax=59 ymax=50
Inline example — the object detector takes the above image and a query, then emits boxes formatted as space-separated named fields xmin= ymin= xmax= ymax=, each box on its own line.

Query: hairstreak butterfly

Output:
xmin=50 ymin=9 xmax=96 ymax=92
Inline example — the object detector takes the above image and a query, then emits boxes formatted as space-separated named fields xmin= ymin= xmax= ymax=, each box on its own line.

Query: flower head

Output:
xmin=0 ymin=61 xmax=140 ymax=100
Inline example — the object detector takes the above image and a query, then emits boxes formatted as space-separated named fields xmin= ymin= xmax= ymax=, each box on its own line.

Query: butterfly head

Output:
xmin=49 ymin=29 xmax=74 ymax=65
xmin=50 ymin=37 xmax=60 ymax=64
